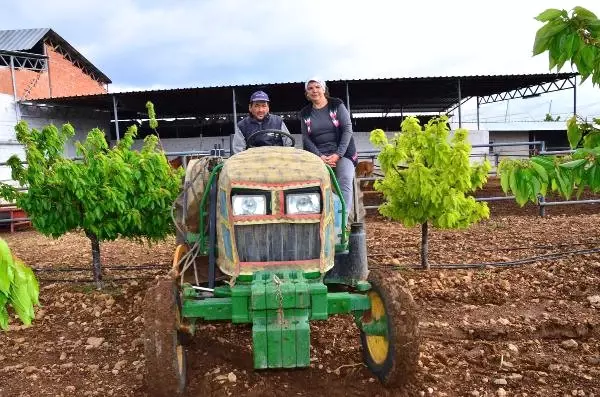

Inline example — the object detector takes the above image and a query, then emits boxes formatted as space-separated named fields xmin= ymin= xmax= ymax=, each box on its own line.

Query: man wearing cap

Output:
xmin=232 ymin=90 xmax=292 ymax=154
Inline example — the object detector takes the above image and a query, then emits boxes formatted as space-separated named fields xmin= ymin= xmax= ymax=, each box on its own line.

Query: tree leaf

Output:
xmin=559 ymin=159 xmax=587 ymax=169
xmin=500 ymin=167 xmax=511 ymax=193
xmin=576 ymin=181 xmax=587 ymax=199
xmin=588 ymin=165 xmax=598 ymax=189
xmin=579 ymin=45 xmax=597 ymax=73
xmin=509 ymin=166 xmax=519 ymax=195
xmin=8 ymin=263 xmax=34 ymax=325
xmin=530 ymin=161 xmax=549 ymax=183
xmin=0 ymin=294 xmax=8 ymax=330
xmin=0 ymin=239 xmax=14 ymax=295
xmin=583 ymin=130 xmax=600 ymax=149
xmin=533 ymin=20 xmax=568 ymax=56
xmin=560 ymin=33 xmax=576 ymax=58
xmin=535 ymin=8 xmax=565 ymax=22
xmin=567 ymin=116 xmax=582 ymax=149
xmin=573 ymin=6 xmax=598 ymax=20
xmin=555 ymin=171 xmax=570 ymax=198
xmin=16 ymin=259 xmax=39 ymax=306
xmin=530 ymin=156 xmax=555 ymax=168
xmin=529 ymin=172 xmax=543 ymax=197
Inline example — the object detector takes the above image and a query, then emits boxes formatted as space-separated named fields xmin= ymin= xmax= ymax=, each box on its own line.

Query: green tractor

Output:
xmin=143 ymin=131 xmax=420 ymax=396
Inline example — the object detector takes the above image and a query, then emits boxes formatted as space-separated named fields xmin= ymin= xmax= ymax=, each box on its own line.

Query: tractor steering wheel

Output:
xmin=246 ymin=129 xmax=296 ymax=149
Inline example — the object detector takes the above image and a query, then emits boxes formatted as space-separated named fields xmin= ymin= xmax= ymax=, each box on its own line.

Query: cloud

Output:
xmin=2 ymin=0 xmax=599 ymax=120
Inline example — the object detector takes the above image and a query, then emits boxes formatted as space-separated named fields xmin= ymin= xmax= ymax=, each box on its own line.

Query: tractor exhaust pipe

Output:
xmin=326 ymin=222 xmax=369 ymax=285
xmin=347 ymin=223 xmax=369 ymax=281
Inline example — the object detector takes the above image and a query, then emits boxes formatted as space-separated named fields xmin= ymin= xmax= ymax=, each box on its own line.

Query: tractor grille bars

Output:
xmin=234 ymin=223 xmax=320 ymax=262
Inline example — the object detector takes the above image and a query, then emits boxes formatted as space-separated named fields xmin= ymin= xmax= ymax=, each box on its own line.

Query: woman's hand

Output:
xmin=328 ymin=154 xmax=340 ymax=164
xmin=320 ymin=154 xmax=340 ymax=167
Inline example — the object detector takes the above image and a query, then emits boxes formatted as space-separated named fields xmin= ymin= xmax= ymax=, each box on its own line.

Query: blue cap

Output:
xmin=250 ymin=90 xmax=270 ymax=103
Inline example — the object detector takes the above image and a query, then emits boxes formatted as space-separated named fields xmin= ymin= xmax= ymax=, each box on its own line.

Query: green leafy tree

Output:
xmin=370 ymin=116 xmax=491 ymax=269
xmin=0 ymin=238 xmax=39 ymax=330
xmin=499 ymin=7 xmax=600 ymax=203
xmin=0 ymin=103 xmax=184 ymax=288
xmin=533 ymin=6 xmax=600 ymax=86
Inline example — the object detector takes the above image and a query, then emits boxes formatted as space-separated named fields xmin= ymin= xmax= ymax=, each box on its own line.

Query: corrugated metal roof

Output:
xmin=176 ymin=73 xmax=575 ymax=90
xmin=0 ymin=28 xmax=49 ymax=51
xmin=32 ymin=72 xmax=576 ymax=97
xmin=26 ymin=72 xmax=576 ymax=119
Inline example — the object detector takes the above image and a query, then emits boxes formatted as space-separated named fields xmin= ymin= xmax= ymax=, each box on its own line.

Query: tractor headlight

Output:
xmin=232 ymin=195 xmax=267 ymax=216
xmin=286 ymin=193 xmax=320 ymax=214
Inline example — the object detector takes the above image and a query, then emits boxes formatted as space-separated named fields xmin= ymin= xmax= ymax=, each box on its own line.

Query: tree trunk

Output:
xmin=86 ymin=231 xmax=103 ymax=289
xmin=421 ymin=221 xmax=429 ymax=270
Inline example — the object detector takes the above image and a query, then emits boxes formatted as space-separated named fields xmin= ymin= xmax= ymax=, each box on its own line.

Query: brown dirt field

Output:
xmin=1 ymin=180 xmax=599 ymax=396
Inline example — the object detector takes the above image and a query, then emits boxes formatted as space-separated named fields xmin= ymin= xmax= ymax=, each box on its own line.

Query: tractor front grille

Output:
xmin=234 ymin=223 xmax=320 ymax=262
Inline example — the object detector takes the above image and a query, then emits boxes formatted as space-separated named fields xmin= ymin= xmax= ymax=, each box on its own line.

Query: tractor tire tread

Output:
xmin=360 ymin=269 xmax=420 ymax=387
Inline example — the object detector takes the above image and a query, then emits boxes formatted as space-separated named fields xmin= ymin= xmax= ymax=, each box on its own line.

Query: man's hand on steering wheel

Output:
xmin=245 ymin=129 xmax=296 ymax=149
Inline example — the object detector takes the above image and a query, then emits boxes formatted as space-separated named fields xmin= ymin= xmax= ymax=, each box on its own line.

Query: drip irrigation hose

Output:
xmin=32 ymin=265 xmax=166 ymax=272
xmin=369 ymin=246 xmax=600 ymax=270
xmin=37 ymin=276 xmax=156 ymax=283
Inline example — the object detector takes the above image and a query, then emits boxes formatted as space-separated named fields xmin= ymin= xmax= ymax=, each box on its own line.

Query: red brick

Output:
xmin=0 ymin=43 xmax=107 ymax=99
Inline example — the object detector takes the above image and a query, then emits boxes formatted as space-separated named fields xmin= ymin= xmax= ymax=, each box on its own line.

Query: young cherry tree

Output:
xmin=499 ymin=6 xmax=600 ymax=203
xmin=370 ymin=116 xmax=491 ymax=269
xmin=0 ymin=104 xmax=184 ymax=288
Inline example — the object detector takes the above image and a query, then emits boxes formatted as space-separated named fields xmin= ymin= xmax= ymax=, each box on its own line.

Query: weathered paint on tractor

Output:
xmin=216 ymin=147 xmax=335 ymax=277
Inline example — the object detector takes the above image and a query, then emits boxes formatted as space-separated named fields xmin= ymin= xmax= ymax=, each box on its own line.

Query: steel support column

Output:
xmin=232 ymin=88 xmax=238 ymax=131
xmin=232 ymin=88 xmax=238 ymax=153
xmin=112 ymin=95 xmax=120 ymax=141
xmin=457 ymin=78 xmax=462 ymax=128
xmin=476 ymin=96 xmax=480 ymax=130
xmin=345 ymin=82 xmax=351 ymax=115
xmin=9 ymin=56 xmax=20 ymax=122
xmin=44 ymin=44 xmax=52 ymax=98
xmin=573 ymin=75 xmax=577 ymax=116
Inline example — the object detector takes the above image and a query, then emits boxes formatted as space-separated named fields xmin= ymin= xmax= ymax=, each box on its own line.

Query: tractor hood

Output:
xmin=215 ymin=146 xmax=336 ymax=278
xmin=221 ymin=147 xmax=330 ymax=186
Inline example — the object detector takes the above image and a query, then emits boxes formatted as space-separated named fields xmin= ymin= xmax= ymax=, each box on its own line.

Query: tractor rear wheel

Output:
xmin=359 ymin=270 xmax=420 ymax=387
xmin=143 ymin=279 xmax=187 ymax=396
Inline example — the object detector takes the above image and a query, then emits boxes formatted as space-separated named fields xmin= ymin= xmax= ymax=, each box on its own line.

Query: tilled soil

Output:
xmin=1 ymin=210 xmax=600 ymax=396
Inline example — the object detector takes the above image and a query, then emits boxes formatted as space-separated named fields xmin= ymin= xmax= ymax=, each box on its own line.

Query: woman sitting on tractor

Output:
xmin=299 ymin=78 xmax=358 ymax=216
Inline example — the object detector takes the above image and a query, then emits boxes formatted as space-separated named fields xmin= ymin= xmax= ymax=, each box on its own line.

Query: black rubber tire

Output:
xmin=359 ymin=270 xmax=420 ymax=387
xmin=143 ymin=280 xmax=187 ymax=396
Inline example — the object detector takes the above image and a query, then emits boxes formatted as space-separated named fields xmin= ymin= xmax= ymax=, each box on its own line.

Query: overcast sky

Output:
xmin=2 ymin=0 xmax=599 ymax=125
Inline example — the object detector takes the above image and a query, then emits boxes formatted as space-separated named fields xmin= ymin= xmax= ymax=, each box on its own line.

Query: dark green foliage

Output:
xmin=0 ymin=106 xmax=184 ymax=286
xmin=3 ymin=122 xmax=183 ymax=241
xmin=500 ymin=7 xmax=600 ymax=205
xmin=533 ymin=6 xmax=600 ymax=85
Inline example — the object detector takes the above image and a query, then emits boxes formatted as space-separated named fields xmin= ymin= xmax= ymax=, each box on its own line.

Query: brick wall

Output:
xmin=45 ymin=45 xmax=106 ymax=98
xmin=0 ymin=67 xmax=50 ymax=99
xmin=0 ymin=43 xmax=107 ymax=99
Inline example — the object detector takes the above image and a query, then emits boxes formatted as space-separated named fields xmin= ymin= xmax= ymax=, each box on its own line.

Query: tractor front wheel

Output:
xmin=143 ymin=279 xmax=187 ymax=397
xmin=359 ymin=270 xmax=420 ymax=387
